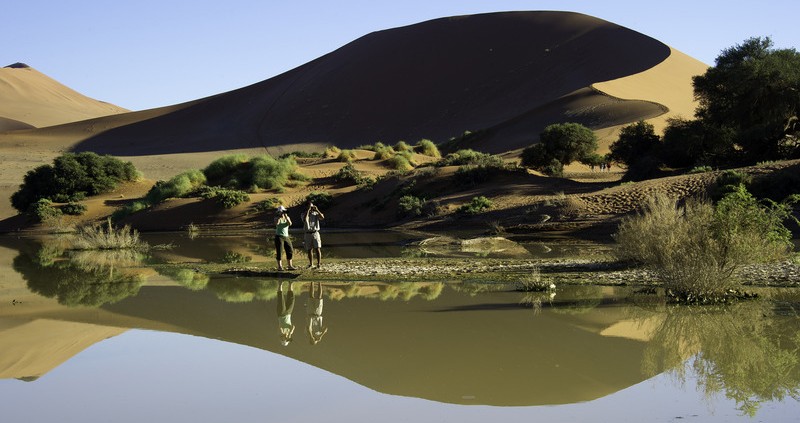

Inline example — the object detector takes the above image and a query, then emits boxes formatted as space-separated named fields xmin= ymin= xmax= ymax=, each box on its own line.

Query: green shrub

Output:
xmin=203 ymin=154 xmax=306 ymax=192
xmin=414 ymin=139 xmax=441 ymax=158
xmin=304 ymin=191 xmax=333 ymax=209
xmin=11 ymin=152 xmax=138 ymax=213
xmin=688 ymin=165 xmax=714 ymax=174
xmin=386 ymin=152 xmax=414 ymax=171
xmin=111 ymin=200 xmax=149 ymax=222
xmin=28 ymin=199 xmax=62 ymax=222
xmin=337 ymin=149 xmax=357 ymax=162
xmin=373 ymin=145 xmax=396 ymax=160
xmin=72 ymin=219 xmax=146 ymax=250
xmin=61 ymin=202 xmax=88 ymax=216
xmin=614 ymin=188 xmax=793 ymax=300
xmin=324 ymin=146 xmax=341 ymax=158
xmin=196 ymin=186 xmax=250 ymax=208
xmin=254 ymin=197 xmax=283 ymax=212
xmin=457 ymin=196 xmax=493 ymax=215
xmin=398 ymin=195 xmax=426 ymax=217
xmin=710 ymin=170 xmax=753 ymax=201
xmin=145 ymin=169 xmax=207 ymax=205
xmin=394 ymin=141 xmax=413 ymax=152
xmin=335 ymin=163 xmax=374 ymax=186
xmin=278 ymin=151 xmax=323 ymax=159
xmin=439 ymin=149 xmax=505 ymax=167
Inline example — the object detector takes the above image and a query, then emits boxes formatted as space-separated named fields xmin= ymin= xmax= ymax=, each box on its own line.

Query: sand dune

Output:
xmin=0 ymin=63 xmax=129 ymax=128
xmin=0 ymin=11 xmax=710 ymax=222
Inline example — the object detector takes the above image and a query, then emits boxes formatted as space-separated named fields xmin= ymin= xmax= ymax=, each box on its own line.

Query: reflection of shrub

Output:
xmin=157 ymin=268 xmax=209 ymax=290
xmin=615 ymin=189 xmax=793 ymax=300
xmin=206 ymin=278 xmax=279 ymax=302
xmin=15 ymin=251 xmax=144 ymax=307
xmin=457 ymin=196 xmax=493 ymax=215
xmin=219 ymin=251 xmax=252 ymax=264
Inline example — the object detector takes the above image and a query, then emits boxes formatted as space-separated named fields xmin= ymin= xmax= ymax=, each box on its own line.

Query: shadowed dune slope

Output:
xmin=0 ymin=63 xmax=128 ymax=128
xmin=68 ymin=11 xmax=673 ymax=156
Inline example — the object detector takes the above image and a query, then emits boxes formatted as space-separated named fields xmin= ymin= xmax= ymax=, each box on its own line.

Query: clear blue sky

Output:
xmin=5 ymin=0 xmax=798 ymax=111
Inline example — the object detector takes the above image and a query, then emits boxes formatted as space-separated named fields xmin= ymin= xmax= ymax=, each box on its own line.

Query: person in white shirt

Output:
xmin=302 ymin=201 xmax=325 ymax=269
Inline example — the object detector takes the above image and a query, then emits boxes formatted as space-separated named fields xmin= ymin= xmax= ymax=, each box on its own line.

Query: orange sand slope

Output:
xmin=0 ymin=63 xmax=129 ymax=128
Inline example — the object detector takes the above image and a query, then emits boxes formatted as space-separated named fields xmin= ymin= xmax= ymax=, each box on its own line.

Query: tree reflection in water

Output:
xmin=639 ymin=295 xmax=800 ymax=416
xmin=13 ymin=245 xmax=146 ymax=307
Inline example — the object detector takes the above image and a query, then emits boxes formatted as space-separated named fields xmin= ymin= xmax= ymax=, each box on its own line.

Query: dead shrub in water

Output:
xmin=72 ymin=219 xmax=147 ymax=250
xmin=614 ymin=188 xmax=793 ymax=300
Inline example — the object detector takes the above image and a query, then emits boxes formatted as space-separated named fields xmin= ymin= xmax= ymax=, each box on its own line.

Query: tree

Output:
xmin=609 ymin=120 xmax=661 ymax=166
xmin=521 ymin=123 xmax=598 ymax=175
xmin=693 ymin=37 xmax=800 ymax=161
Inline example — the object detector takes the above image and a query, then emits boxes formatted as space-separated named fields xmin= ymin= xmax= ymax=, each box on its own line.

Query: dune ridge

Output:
xmin=0 ymin=63 xmax=129 ymax=128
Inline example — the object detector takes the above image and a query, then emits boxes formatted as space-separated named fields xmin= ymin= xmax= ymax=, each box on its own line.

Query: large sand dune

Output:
xmin=0 ymin=11 xmax=710 ymax=221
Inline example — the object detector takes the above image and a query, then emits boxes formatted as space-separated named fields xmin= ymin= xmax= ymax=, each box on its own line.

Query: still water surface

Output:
xmin=0 ymin=233 xmax=798 ymax=422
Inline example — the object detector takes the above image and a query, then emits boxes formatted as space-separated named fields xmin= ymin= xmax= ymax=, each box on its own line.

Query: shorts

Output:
xmin=304 ymin=231 xmax=322 ymax=249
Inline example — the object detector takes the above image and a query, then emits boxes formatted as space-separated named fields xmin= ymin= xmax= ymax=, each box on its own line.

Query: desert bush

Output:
xmin=688 ymin=165 xmax=714 ymax=174
xmin=398 ymin=195 xmax=426 ymax=217
xmin=278 ymin=151 xmax=323 ymax=159
xmin=145 ymin=169 xmax=207 ymax=205
xmin=324 ymin=146 xmax=342 ymax=158
xmin=203 ymin=154 xmax=306 ymax=192
xmin=72 ymin=219 xmax=146 ymax=250
xmin=335 ymin=163 xmax=375 ymax=186
xmin=196 ymin=186 xmax=250 ymax=208
xmin=11 ymin=152 xmax=138 ymax=212
xmin=386 ymin=151 xmax=415 ymax=171
xmin=394 ymin=141 xmax=413 ymax=152
xmin=304 ymin=191 xmax=333 ymax=209
xmin=614 ymin=188 xmax=793 ymax=300
xmin=414 ymin=139 xmax=441 ymax=158
xmin=111 ymin=200 xmax=149 ymax=222
xmin=28 ymin=199 xmax=62 ymax=222
xmin=373 ymin=144 xmax=396 ymax=160
xmin=439 ymin=149 xmax=505 ymax=168
xmin=337 ymin=149 xmax=357 ymax=162
xmin=254 ymin=197 xmax=283 ymax=213
xmin=61 ymin=202 xmax=88 ymax=216
xmin=710 ymin=170 xmax=753 ymax=201
xmin=457 ymin=196 xmax=493 ymax=215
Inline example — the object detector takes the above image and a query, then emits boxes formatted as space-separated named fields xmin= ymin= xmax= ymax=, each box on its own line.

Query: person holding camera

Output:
xmin=303 ymin=200 xmax=325 ymax=269
xmin=274 ymin=205 xmax=296 ymax=270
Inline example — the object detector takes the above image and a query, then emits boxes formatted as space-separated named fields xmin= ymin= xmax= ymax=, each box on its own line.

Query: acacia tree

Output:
xmin=609 ymin=120 xmax=661 ymax=166
xmin=521 ymin=122 xmax=598 ymax=175
xmin=692 ymin=37 xmax=800 ymax=161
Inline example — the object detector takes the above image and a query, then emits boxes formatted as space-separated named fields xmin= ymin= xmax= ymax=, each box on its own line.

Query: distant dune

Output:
xmin=0 ymin=63 xmax=129 ymax=128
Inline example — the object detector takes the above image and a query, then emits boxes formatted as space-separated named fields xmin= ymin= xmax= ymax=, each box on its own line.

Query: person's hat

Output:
xmin=276 ymin=205 xmax=287 ymax=212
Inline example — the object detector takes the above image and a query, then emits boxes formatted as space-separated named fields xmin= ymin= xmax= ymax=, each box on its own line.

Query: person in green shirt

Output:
xmin=274 ymin=205 xmax=296 ymax=270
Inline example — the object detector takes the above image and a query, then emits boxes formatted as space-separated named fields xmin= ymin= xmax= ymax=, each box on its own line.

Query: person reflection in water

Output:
xmin=277 ymin=281 xmax=295 ymax=346
xmin=307 ymin=282 xmax=328 ymax=345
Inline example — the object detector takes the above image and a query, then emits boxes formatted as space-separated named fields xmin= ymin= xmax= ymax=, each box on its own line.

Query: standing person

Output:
xmin=274 ymin=205 xmax=296 ymax=271
xmin=303 ymin=201 xmax=325 ymax=269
